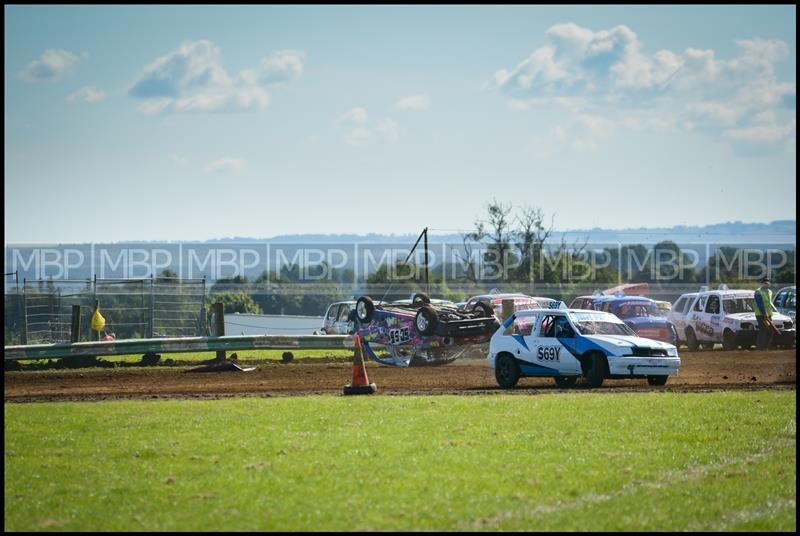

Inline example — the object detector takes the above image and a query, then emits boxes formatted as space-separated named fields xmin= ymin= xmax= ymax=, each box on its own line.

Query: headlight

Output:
xmin=667 ymin=348 xmax=678 ymax=357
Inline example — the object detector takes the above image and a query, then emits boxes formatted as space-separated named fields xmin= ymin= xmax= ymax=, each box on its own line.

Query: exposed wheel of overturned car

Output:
xmin=355 ymin=296 xmax=375 ymax=323
xmin=414 ymin=305 xmax=439 ymax=336
xmin=411 ymin=292 xmax=431 ymax=307
xmin=471 ymin=300 xmax=495 ymax=318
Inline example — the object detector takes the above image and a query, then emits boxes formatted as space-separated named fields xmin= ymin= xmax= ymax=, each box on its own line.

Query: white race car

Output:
xmin=682 ymin=287 xmax=795 ymax=350
xmin=488 ymin=305 xmax=680 ymax=388
xmin=667 ymin=292 xmax=699 ymax=348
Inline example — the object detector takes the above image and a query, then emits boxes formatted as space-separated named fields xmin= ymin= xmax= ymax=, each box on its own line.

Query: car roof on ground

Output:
xmin=391 ymin=298 xmax=455 ymax=305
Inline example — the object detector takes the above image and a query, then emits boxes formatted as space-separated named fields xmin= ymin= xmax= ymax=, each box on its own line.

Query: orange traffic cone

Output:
xmin=343 ymin=335 xmax=377 ymax=395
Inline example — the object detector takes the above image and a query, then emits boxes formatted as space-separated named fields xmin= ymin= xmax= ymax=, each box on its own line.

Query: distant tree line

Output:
xmin=207 ymin=200 xmax=795 ymax=315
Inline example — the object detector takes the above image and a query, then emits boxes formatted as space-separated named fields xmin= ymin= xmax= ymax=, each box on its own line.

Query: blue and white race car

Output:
xmin=488 ymin=305 xmax=681 ymax=388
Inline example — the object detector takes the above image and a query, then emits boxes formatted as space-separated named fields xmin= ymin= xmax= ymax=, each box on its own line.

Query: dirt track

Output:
xmin=4 ymin=349 xmax=795 ymax=402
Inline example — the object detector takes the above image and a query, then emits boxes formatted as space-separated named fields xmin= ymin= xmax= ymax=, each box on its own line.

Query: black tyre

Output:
xmin=495 ymin=353 xmax=520 ymax=388
xmin=668 ymin=324 xmax=679 ymax=346
xmin=583 ymin=352 xmax=607 ymax=388
xmin=554 ymin=376 xmax=578 ymax=388
xmin=415 ymin=305 xmax=438 ymax=336
xmin=355 ymin=296 xmax=375 ymax=323
xmin=722 ymin=329 xmax=737 ymax=351
xmin=647 ymin=375 xmax=668 ymax=386
xmin=685 ymin=327 xmax=699 ymax=352
xmin=411 ymin=292 xmax=431 ymax=306
xmin=472 ymin=300 xmax=495 ymax=318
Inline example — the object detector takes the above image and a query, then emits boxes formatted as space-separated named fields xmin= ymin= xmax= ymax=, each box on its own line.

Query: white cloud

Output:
xmin=685 ymin=101 xmax=745 ymax=126
xmin=724 ymin=119 xmax=795 ymax=143
xmin=336 ymin=107 xmax=398 ymax=145
xmin=491 ymin=23 xmax=685 ymax=97
xmin=66 ymin=86 xmax=107 ymax=103
xmin=395 ymin=95 xmax=431 ymax=110
xmin=494 ymin=23 xmax=796 ymax=153
xmin=259 ymin=50 xmax=305 ymax=84
xmin=337 ymin=107 xmax=368 ymax=125
xmin=205 ymin=157 xmax=246 ymax=173
xmin=17 ymin=49 xmax=83 ymax=82
xmin=129 ymin=40 xmax=303 ymax=114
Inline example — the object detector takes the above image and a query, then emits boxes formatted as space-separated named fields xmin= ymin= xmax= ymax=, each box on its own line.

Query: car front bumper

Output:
xmin=608 ymin=356 xmax=681 ymax=377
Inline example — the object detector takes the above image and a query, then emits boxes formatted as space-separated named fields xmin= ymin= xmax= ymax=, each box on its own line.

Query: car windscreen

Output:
xmin=569 ymin=312 xmax=637 ymax=336
xmin=723 ymin=296 xmax=756 ymax=314
xmin=615 ymin=301 xmax=661 ymax=317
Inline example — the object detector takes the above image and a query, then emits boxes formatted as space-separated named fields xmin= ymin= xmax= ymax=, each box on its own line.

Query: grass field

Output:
xmin=4 ymin=391 xmax=796 ymax=531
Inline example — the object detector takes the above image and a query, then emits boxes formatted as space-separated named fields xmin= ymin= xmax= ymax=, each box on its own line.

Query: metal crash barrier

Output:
xmin=3 ymin=334 xmax=353 ymax=361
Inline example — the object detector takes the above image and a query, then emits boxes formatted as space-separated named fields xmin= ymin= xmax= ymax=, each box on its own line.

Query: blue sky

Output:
xmin=4 ymin=5 xmax=796 ymax=243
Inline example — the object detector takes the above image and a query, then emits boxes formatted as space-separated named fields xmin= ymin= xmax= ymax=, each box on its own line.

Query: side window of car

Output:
xmin=555 ymin=316 xmax=575 ymax=338
xmin=338 ymin=305 xmax=351 ymax=321
xmin=672 ymin=297 xmax=685 ymax=314
xmin=705 ymin=295 xmax=720 ymax=314
xmin=774 ymin=290 xmax=786 ymax=307
xmin=539 ymin=315 xmax=557 ymax=338
xmin=326 ymin=305 xmax=339 ymax=320
xmin=511 ymin=316 xmax=534 ymax=336
xmin=694 ymin=295 xmax=707 ymax=312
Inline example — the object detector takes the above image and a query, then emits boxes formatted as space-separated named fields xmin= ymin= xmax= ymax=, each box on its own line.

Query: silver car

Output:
xmin=321 ymin=301 xmax=356 ymax=334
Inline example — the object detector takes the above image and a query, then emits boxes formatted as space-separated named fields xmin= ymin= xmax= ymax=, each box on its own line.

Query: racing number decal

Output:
xmin=537 ymin=346 xmax=561 ymax=361
xmin=388 ymin=327 xmax=410 ymax=344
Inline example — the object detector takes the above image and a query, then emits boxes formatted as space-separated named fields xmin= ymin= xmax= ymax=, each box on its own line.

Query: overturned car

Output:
xmin=353 ymin=293 xmax=500 ymax=367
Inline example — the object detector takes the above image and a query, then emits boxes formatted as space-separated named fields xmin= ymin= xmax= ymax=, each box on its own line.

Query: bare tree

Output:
xmin=514 ymin=206 xmax=554 ymax=282
xmin=455 ymin=233 xmax=479 ymax=283
xmin=465 ymin=199 xmax=515 ymax=280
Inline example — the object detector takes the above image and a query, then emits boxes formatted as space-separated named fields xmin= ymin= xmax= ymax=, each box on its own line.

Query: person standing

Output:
xmin=753 ymin=276 xmax=777 ymax=350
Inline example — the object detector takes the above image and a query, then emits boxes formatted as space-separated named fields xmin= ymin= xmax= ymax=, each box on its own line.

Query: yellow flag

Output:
xmin=91 ymin=308 xmax=106 ymax=331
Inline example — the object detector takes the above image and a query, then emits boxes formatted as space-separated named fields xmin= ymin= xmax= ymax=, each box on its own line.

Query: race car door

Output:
xmin=528 ymin=313 xmax=581 ymax=375
xmin=687 ymin=294 xmax=711 ymax=342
